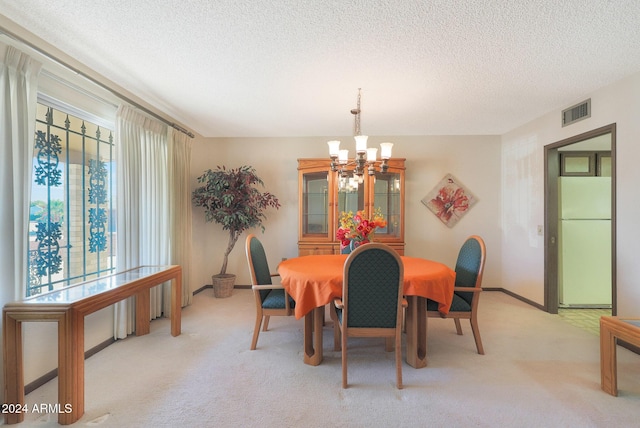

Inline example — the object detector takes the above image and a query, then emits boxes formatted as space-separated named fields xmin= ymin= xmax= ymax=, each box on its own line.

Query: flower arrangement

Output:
xmin=336 ymin=208 xmax=387 ymax=248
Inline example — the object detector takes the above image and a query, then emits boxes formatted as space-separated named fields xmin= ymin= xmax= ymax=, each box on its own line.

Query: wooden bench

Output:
xmin=600 ymin=315 xmax=640 ymax=396
xmin=3 ymin=265 xmax=182 ymax=425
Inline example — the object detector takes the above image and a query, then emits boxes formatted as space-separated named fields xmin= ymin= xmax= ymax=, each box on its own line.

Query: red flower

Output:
xmin=357 ymin=219 xmax=372 ymax=236
xmin=336 ymin=227 xmax=352 ymax=246
xmin=430 ymin=186 xmax=469 ymax=222
xmin=336 ymin=208 xmax=386 ymax=245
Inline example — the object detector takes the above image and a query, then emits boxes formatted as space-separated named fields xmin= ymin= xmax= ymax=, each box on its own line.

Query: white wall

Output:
xmin=190 ymin=135 xmax=503 ymax=291
xmin=501 ymin=71 xmax=640 ymax=314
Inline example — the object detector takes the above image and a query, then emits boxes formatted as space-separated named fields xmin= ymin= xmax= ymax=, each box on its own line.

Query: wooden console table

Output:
xmin=600 ymin=315 xmax=640 ymax=396
xmin=3 ymin=265 xmax=182 ymax=425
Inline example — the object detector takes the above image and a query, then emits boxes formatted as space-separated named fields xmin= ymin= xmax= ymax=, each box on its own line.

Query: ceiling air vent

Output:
xmin=562 ymin=99 xmax=591 ymax=127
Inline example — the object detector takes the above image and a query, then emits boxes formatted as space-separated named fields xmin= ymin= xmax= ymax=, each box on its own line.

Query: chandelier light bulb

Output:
xmin=338 ymin=149 xmax=349 ymax=164
xmin=380 ymin=142 xmax=393 ymax=159
xmin=327 ymin=140 xmax=341 ymax=157
xmin=354 ymin=135 xmax=368 ymax=153
xmin=366 ymin=147 xmax=378 ymax=162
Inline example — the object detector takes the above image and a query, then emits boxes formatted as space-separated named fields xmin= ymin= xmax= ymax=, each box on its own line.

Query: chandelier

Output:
xmin=327 ymin=89 xmax=393 ymax=182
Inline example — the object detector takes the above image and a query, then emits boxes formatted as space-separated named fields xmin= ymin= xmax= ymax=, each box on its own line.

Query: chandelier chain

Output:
xmin=351 ymin=88 xmax=362 ymax=136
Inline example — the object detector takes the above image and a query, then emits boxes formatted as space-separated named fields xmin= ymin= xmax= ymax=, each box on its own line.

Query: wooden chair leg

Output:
xmin=251 ymin=315 xmax=263 ymax=350
xmin=342 ymin=329 xmax=348 ymax=388
xmin=454 ymin=318 xmax=463 ymax=335
xmin=330 ymin=304 xmax=341 ymax=351
xmin=262 ymin=315 xmax=270 ymax=331
xmin=385 ymin=337 xmax=393 ymax=352
xmin=334 ymin=323 xmax=341 ymax=351
xmin=470 ymin=317 xmax=484 ymax=355
xmin=329 ymin=302 xmax=337 ymax=324
xmin=396 ymin=333 xmax=403 ymax=389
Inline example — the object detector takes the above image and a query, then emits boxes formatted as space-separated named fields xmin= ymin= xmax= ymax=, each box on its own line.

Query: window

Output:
xmin=27 ymin=102 xmax=116 ymax=296
xmin=560 ymin=151 xmax=611 ymax=177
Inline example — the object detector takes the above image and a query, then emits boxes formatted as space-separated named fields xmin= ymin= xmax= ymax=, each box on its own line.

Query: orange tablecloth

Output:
xmin=278 ymin=254 xmax=455 ymax=319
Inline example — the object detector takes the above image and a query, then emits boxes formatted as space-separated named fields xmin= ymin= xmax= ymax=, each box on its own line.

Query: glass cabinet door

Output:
xmin=371 ymin=171 xmax=402 ymax=239
xmin=336 ymin=175 xmax=364 ymax=215
xmin=301 ymin=170 xmax=330 ymax=236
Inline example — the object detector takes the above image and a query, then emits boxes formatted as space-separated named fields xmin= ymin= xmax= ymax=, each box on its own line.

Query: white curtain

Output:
xmin=0 ymin=46 xmax=41 ymax=304
xmin=0 ymin=46 xmax=41 ymax=404
xmin=115 ymin=105 xmax=170 ymax=338
xmin=168 ymin=128 xmax=193 ymax=307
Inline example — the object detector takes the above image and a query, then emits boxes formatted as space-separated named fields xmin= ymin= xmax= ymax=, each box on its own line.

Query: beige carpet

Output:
xmin=23 ymin=289 xmax=640 ymax=427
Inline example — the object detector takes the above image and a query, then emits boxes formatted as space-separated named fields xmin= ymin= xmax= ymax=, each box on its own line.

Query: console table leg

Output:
xmin=58 ymin=309 xmax=84 ymax=425
xmin=135 ymin=288 xmax=151 ymax=336
xmin=3 ymin=313 xmax=24 ymax=424
xmin=171 ymin=271 xmax=182 ymax=336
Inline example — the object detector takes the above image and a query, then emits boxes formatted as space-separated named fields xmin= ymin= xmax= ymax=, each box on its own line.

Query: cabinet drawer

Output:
xmin=298 ymin=244 xmax=338 ymax=256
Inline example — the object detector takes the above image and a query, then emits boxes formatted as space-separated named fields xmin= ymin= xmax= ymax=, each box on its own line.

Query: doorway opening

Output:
xmin=544 ymin=124 xmax=616 ymax=317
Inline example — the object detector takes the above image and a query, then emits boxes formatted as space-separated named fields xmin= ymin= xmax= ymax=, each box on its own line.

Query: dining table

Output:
xmin=277 ymin=253 xmax=456 ymax=368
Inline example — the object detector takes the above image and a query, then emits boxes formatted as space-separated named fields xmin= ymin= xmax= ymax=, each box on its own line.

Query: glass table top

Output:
xmin=10 ymin=266 xmax=175 ymax=306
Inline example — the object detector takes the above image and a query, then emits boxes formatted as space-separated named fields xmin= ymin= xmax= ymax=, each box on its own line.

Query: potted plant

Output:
xmin=192 ymin=165 xmax=280 ymax=297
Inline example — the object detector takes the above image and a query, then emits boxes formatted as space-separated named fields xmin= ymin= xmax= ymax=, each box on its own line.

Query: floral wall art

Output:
xmin=422 ymin=173 xmax=477 ymax=228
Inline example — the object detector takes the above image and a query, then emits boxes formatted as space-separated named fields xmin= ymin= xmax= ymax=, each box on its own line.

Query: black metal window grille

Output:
xmin=27 ymin=103 xmax=116 ymax=296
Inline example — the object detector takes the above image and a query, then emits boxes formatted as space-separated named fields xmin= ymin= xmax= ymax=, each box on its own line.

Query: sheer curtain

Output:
xmin=0 ymin=46 xmax=41 ymax=304
xmin=0 ymin=46 xmax=41 ymax=402
xmin=115 ymin=105 xmax=170 ymax=338
xmin=168 ymin=128 xmax=193 ymax=307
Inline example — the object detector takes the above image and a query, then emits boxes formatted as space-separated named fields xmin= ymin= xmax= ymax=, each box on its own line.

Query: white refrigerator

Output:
xmin=558 ymin=177 xmax=611 ymax=307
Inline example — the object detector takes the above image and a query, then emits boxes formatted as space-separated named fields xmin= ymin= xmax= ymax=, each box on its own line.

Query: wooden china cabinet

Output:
xmin=297 ymin=158 xmax=405 ymax=256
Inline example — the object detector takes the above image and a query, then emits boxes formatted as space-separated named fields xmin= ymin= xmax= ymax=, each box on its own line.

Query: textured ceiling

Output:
xmin=2 ymin=1 xmax=640 ymax=138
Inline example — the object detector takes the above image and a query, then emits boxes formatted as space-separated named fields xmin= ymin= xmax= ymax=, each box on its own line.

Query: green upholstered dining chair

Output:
xmin=245 ymin=234 xmax=295 ymax=350
xmin=333 ymin=243 xmax=406 ymax=389
xmin=427 ymin=235 xmax=487 ymax=354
